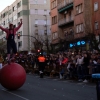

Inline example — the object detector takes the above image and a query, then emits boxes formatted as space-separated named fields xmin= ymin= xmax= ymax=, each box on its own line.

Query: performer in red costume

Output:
xmin=0 ymin=19 xmax=22 ymax=64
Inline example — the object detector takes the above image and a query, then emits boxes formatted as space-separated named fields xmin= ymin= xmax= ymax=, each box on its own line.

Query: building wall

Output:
xmin=29 ymin=0 xmax=51 ymax=50
xmin=51 ymin=8 xmax=58 ymax=33
xmin=50 ymin=0 xmax=59 ymax=43
xmin=0 ymin=0 xmax=29 ymax=51
xmin=74 ymin=0 xmax=84 ymax=39
xmin=0 ymin=0 xmax=51 ymax=52
xmin=84 ymin=0 xmax=92 ymax=34
xmin=74 ymin=0 xmax=92 ymax=39
xmin=58 ymin=0 xmax=74 ymax=40
xmin=92 ymin=0 xmax=100 ymax=36
xmin=50 ymin=0 xmax=99 ymax=50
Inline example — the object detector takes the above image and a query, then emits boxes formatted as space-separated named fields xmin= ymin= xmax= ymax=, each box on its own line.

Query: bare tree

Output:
xmin=31 ymin=34 xmax=51 ymax=53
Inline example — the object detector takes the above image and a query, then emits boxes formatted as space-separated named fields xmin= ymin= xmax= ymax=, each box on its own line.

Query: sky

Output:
xmin=0 ymin=0 xmax=15 ymax=12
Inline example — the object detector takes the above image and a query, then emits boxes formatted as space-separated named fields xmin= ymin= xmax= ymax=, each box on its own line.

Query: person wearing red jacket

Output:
xmin=62 ymin=56 xmax=68 ymax=64
xmin=0 ymin=19 xmax=22 ymax=64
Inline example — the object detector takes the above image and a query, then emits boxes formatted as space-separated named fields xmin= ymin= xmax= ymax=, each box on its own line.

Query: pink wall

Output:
xmin=74 ymin=0 xmax=84 ymax=25
xmin=74 ymin=0 xmax=84 ymax=38
xmin=74 ymin=0 xmax=84 ymax=6
xmin=51 ymin=0 xmax=58 ymax=33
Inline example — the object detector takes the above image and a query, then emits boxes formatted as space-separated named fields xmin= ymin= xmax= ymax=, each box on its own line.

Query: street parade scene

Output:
xmin=0 ymin=0 xmax=100 ymax=100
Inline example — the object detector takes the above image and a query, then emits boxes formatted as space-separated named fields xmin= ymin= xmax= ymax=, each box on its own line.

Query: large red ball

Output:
xmin=0 ymin=63 xmax=26 ymax=90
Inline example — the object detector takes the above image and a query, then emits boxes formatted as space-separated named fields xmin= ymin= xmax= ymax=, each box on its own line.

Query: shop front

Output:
xmin=65 ymin=37 xmax=91 ymax=52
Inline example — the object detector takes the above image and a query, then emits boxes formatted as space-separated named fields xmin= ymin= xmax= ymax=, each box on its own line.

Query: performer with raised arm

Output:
xmin=0 ymin=19 xmax=22 ymax=64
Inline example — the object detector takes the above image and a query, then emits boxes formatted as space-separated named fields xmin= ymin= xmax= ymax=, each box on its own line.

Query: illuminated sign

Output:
xmin=81 ymin=41 xmax=86 ymax=45
xmin=69 ymin=40 xmax=86 ymax=48
xmin=70 ymin=44 xmax=73 ymax=48
xmin=77 ymin=41 xmax=81 ymax=45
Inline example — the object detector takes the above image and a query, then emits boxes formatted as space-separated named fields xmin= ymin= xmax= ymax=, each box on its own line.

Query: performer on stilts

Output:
xmin=0 ymin=19 xmax=22 ymax=64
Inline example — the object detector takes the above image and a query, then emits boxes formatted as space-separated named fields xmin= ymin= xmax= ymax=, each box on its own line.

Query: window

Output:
xmin=18 ymin=12 xmax=21 ymax=17
xmin=7 ymin=19 xmax=9 ymax=23
xmin=9 ymin=17 xmax=13 ymax=22
xmin=17 ymin=1 xmax=21 ymax=8
xmin=76 ymin=25 xmax=78 ymax=33
xmin=76 ymin=23 xmax=84 ymax=33
xmin=13 ymin=6 xmax=16 ymax=11
xmin=6 ymin=19 xmax=8 ymax=24
xmin=52 ymin=32 xmax=58 ymax=39
xmin=13 ymin=15 xmax=17 ymax=20
xmin=34 ymin=0 xmax=38 ymax=4
xmin=51 ymin=0 xmax=57 ymax=9
xmin=76 ymin=4 xmax=83 ymax=14
xmin=18 ymin=31 xmax=22 ymax=35
xmin=44 ymin=10 xmax=47 ymax=15
xmin=44 ymin=20 xmax=47 ymax=26
xmin=35 ymin=9 xmax=38 ymax=14
xmin=3 ymin=13 xmax=5 ymax=18
xmin=52 ymin=16 xmax=57 ymax=25
xmin=35 ymin=19 xmax=38 ymax=25
xmin=13 ymin=7 xmax=15 ymax=11
xmin=3 ymin=21 xmax=5 ymax=25
xmin=13 ymin=25 xmax=16 ymax=28
xmin=18 ymin=41 xmax=22 ymax=47
xmin=44 ymin=0 xmax=47 ymax=4
xmin=94 ymin=2 xmax=98 ymax=11
xmin=95 ymin=22 xmax=99 ymax=30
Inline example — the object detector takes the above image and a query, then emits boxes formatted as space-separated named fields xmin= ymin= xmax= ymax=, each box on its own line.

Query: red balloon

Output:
xmin=0 ymin=63 xmax=26 ymax=90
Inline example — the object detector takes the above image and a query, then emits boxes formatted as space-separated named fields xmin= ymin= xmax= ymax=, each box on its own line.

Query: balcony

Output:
xmin=58 ymin=17 xmax=74 ymax=27
xmin=64 ymin=30 xmax=74 ymax=41
xmin=58 ymin=0 xmax=73 ymax=13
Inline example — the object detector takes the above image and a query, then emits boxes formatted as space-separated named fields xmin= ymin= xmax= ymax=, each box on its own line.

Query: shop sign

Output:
xmin=70 ymin=41 xmax=86 ymax=48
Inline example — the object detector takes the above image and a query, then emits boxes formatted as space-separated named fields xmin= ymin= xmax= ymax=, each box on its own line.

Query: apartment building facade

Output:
xmin=0 ymin=0 xmax=51 ymax=52
xmin=93 ymin=0 xmax=100 ymax=43
xmin=74 ymin=0 xmax=92 ymax=50
xmin=50 ymin=0 xmax=58 ymax=49
xmin=51 ymin=0 xmax=100 ymax=51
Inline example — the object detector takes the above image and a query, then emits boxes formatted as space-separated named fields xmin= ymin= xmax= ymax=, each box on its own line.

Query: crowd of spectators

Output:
xmin=2 ymin=50 xmax=100 ymax=82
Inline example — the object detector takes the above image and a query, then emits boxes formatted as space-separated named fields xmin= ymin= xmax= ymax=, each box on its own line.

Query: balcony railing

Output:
xmin=57 ymin=0 xmax=73 ymax=10
xmin=58 ymin=17 xmax=74 ymax=26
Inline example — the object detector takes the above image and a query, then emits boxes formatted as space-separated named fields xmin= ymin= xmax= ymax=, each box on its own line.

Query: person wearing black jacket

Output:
xmin=83 ymin=53 xmax=90 ymax=83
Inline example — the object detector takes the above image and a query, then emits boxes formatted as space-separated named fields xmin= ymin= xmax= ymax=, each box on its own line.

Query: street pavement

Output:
xmin=0 ymin=74 xmax=97 ymax=100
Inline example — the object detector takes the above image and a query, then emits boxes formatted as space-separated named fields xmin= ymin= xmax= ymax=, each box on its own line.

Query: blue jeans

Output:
xmin=77 ymin=65 xmax=84 ymax=79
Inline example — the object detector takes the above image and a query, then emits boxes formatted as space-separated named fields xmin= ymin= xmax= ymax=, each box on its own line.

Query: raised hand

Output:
xmin=20 ymin=19 xmax=22 ymax=23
